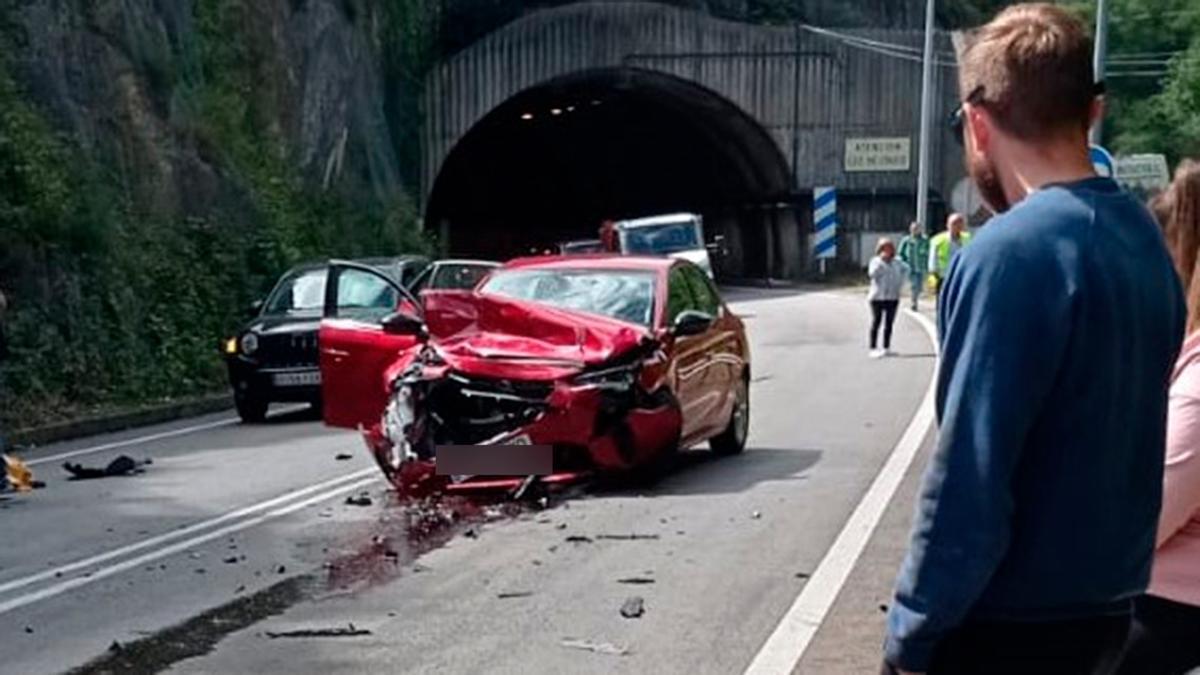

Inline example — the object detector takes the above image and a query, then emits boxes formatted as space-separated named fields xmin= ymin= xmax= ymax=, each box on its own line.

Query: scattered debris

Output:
xmin=878 ymin=604 xmax=889 ymax=613
xmin=555 ymin=523 xmax=567 ymax=530
xmin=4 ymin=454 xmax=42 ymax=492
xmin=24 ymin=626 xmax=33 ymax=634
xmin=412 ymin=564 xmax=430 ymax=573
xmin=617 ymin=577 xmax=655 ymax=585
xmin=387 ymin=611 xmax=397 ymax=618
xmin=188 ymin=552 xmax=202 ymax=560
xmin=531 ymin=560 xmax=542 ymax=566
xmin=276 ymin=565 xmax=287 ymax=575
xmin=265 ymin=623 xmax=372 ymax=639
xmin=795 ymin=572 xmax=811 ymax=580
xmin=195 ymin=568 xmax=207 ymax=575
xmin=620 ymin=596 xmax=645 ymax=619
xmin=565 ymin=535 xmax=593 ymax=544
xmin=496 ymin=591 xmax=533 ymax=599
xmin=751 ymin=511 xmax=762 ymax=520
xmin=560 ymin=638 xmax=629 ymax=656
xmin=223 ymin=557 xmax=239 ymax=565
xmin=235 ymin=585 xmax=246 ymax=594
xmin=463 ymin=528 xmax=478 ymax=539
xmin=596 ymin=534 xmax=659 ymax=541
xmin=676 ymin=530 xmax=686 ymax=536
xmin=334 ymin=453 xmax=354 ymax=461
xmin=63 ymin=455 xmax=152 ymax=480
xmin=344 ymin=493 xmax=373 ymax=507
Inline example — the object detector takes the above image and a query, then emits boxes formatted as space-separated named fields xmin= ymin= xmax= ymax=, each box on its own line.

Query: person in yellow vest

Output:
xmin=927 ymin=213 xmax=973 ymax=298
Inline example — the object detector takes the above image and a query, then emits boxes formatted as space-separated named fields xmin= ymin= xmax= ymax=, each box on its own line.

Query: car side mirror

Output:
xmin=381 ymin=310 xmax=427 ymax=338
xmin=672 ymin=310 xmax=714 ymax=337
xmin=248 ymin=299 xmax=264 ymax=315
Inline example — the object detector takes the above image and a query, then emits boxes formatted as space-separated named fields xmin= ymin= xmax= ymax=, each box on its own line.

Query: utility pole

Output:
xmin=915 ymin=0 xmax=936 ymax=233
xmin=1091 ymin=0 xmax=1109 ymax=145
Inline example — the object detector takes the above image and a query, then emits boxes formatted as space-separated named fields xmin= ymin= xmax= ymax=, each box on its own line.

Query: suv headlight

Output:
xmin=240 ymin=332 xmax=259 ymax=355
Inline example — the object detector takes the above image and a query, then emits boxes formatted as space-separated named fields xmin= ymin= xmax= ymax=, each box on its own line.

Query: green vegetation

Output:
xmin=0 ymin=2 xmax=428 ymax=430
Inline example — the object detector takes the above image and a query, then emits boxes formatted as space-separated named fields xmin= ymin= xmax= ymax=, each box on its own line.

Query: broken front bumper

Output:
xmin=363 ymin=362 xmax=681 ymax=493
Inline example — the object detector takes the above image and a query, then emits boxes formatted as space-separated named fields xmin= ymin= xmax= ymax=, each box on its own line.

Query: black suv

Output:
xmin=223 ymin=256 xmax=428 ymax=422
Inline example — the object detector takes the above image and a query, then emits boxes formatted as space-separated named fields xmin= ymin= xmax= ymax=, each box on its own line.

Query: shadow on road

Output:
xmin=594 ymin=447 xmax=822 ymax=497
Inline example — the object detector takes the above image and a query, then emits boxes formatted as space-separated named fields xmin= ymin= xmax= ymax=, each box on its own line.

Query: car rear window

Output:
xmin=480 ymin=269 xmax=655 ymax=327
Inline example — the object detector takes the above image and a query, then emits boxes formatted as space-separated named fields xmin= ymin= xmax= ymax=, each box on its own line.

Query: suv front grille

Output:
xmin=257 ymin=332 xmax=318 ymax=369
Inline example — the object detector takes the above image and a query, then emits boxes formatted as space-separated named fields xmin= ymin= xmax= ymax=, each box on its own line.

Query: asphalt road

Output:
xmin=0 ymin=288 xmax=935 ymax=675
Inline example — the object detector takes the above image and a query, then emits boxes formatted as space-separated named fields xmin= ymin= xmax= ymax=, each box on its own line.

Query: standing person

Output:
xmin=867 ymin=238 xmax=905 ymax=358
xmin=897 ymin=222 xmax=930 ymax=311
xmin=926 ymin=213 xmax=971 ymax=301
xmin=882 ymin=5 xmax=1186 ymax=675
xmin=1117 ymin=159 xmax=1200 ymax=675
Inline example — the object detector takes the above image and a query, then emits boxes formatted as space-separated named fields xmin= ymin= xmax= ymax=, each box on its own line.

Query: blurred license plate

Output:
xmin=273 ymin=371 xmax=320 ymax=387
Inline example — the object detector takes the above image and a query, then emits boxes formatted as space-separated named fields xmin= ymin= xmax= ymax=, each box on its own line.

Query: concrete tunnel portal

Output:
xmin=425 ymin=67 xmax=797 ymax=280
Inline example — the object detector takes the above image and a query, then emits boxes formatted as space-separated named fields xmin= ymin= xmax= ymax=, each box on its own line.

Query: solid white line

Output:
xmin=0 ymin=475 xmax=378 ymax=617
xmin=26 ymin=404 xmax=310 ymax=467
xmin=0 ymin=467 xmax=376 ymax=597
xmin=743 ymin=309 xmax=939 ymax=675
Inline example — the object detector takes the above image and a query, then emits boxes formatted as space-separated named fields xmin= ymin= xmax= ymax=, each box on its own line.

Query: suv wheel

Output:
xmin=235 ymin=391 xmax=268 ymax=423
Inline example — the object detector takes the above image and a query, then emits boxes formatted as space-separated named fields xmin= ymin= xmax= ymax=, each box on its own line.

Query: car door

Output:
xmin=666 ymin=265 xmax=716 ymax=444
xmin=319 ymin=261 xmax=421 ymax=429
xmin=681 ymin=264 xmax=738 ymax=434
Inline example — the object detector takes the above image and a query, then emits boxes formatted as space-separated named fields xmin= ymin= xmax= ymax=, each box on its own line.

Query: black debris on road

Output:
xmin=619 ymin=596 xmax=645 ymax=619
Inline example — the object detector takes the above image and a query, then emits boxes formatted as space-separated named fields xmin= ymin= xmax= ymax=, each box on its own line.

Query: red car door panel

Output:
xmin=320 ymin=262 xmax=421 ymax=430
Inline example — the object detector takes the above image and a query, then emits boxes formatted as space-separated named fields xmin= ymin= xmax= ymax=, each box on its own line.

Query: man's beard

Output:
xmin=968 ymin=151 xmax=1011 ymax=214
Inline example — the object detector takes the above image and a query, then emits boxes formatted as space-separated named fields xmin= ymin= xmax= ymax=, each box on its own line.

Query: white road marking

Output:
xmin=0 ymin=475 xmax=379 ymax=617
xmin=25 ymin=404 xmax=310 ymax=467
xmin=743 ymin=308 xmax=939 ymax=675
xmin=0 ymin=467 xmax=376 ymax=597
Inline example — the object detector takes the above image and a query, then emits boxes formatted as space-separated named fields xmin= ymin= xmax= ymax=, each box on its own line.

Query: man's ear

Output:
xmin=965 ymin=102 xmax=991 ymax=155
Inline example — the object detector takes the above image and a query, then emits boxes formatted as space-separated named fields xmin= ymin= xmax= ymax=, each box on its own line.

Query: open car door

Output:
xmin=320 ymin=261 xmax=424 ymax=429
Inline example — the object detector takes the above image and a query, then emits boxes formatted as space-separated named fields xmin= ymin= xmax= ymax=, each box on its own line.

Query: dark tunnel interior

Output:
xmin=425 ymin=67 xmax=794 ymax=276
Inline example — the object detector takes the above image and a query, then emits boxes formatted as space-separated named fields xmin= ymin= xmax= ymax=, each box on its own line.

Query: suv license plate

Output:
xmin=273 ymin=371 xmax=321 ymax=387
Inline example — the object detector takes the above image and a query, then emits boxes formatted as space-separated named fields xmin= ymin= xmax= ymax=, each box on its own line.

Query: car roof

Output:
xmin=501 ymin=254 xmax=678 ymax=273
xmin=615 ymin=213 xmax=699 ymax=229
xmin=433 ymin=259 xmax=500 ymax=267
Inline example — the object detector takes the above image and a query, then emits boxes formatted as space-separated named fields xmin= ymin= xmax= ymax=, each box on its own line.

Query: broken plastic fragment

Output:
xmin=620 ymin=596 xmax=645 ymax=619
xmin=560 ymin=638 xmax=630 ymax=656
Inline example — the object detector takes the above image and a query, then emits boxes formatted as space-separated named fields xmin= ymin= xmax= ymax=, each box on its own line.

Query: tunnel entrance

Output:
xmin=425 ymin=68 xmax=796 ymax=280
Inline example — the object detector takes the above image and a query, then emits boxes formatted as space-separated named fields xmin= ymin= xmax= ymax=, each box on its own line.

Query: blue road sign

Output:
xmin=813 ymin=187 xmax=837 ymax=260
xmin=1090 ymin=145 xmax=1114 ymax=178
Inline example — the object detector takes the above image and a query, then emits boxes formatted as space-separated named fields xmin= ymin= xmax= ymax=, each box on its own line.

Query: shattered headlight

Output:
xmin=572 ymin=364 xmax=637 ymax=391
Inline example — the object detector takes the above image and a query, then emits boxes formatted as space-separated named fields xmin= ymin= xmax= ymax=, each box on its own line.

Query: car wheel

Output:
xmin=235 ymin=391 xmax=268 ymax=423
xmin=710 ymin=374 xmax=749 ymax=456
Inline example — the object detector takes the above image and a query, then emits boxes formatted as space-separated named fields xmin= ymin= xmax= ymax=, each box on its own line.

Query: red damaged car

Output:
xmin=318 ymin=255 xmax=750 ymax=493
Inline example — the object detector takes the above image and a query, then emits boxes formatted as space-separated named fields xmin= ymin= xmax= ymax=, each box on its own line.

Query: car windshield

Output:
xmin=620 ymin=220 xmax=702 ymax=255
xmin=432 ymin=264 xmax=495 ymax=290
xmin=480 ymin=269 xmax=655 ymax=327
xmin=263 ymin=268 xmax=326 ymax=315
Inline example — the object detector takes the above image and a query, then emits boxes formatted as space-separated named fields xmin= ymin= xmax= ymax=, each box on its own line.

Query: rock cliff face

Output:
xmin=2 ymin=0 xmax=405 ymax=219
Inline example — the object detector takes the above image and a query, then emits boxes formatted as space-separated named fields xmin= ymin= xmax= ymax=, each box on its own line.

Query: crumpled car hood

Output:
xmin=421 ymin=290 xmax=652 ymax=379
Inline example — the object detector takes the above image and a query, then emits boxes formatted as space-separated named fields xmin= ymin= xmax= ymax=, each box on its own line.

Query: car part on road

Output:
xmin=4 ymin=454 xmax=42 ymax=492
xmin=334 ymin=453 xmax=353 ymax=461
xmin=619 ymin=596 xmax=645 ymax=618
xmin=559 ymin=638 xmax=630 ymax=656
xmin=616 ymin=577 xmax=656 ymax=585
xmin=344 ymin=493 xmax=373 ymax=507
xmin=496 ymin=591 xmax=534 ymax=599
xmin=595 ymin=533 xmax=660 ymax=541
xmin=63 ymin=455 xmax=152 ymax=480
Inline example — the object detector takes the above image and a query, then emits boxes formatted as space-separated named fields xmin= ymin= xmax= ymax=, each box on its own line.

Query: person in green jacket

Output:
xmin=897 ymin=222 xmax=930 ymax=311
xmin=928 ymin=212 xmax=972 ymax=299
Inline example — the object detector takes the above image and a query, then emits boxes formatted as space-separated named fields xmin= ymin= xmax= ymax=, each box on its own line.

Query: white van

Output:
xmin=613 ymin=213 xmax=714 ymax=278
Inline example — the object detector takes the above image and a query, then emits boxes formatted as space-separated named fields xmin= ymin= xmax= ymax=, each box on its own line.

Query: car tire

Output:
xmin=710 ymin=373 xmax=749 ymax=456
xmin=235 ymin=391 xmax=268 ymax=423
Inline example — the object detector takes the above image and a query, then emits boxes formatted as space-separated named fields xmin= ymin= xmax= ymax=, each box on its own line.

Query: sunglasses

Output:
xmin=949 ymin=81 xmax=1106 ymax=146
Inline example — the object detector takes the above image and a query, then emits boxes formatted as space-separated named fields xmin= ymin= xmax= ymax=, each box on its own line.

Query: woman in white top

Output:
xmin=868 ymin=238 xmax=906 ymax=358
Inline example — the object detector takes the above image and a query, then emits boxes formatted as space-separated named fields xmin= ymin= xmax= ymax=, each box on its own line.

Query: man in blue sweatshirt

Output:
xmin=883 ymin=5 xmax=1186 ymax=674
